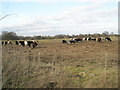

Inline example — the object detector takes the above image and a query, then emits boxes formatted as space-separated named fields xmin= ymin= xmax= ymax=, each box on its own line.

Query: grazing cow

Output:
xmin=62 ymin=40 xmax=67 ymax=43
xmin=4 ymin=41 xmax=8 ymax=45
xmin=2 ymin=41 xmax=12 ymax=45
xmin=88 ymin=37 xmax=91 ymax=41
xmin=91 ymin=38 xmax=96 ymax=41
xmin=85 ymin=38 xmax=87 ymax=41
xmin=105 ymin=37 xmax=112 ymax=42
xmin=87 ymin=37 xmax=90 ymax=41
xmin=16 ymin=40 xmax=38 ymax=48
xmin=82 ymin=38 xmax=85 ymax=41
xmin=27 ymin=40 xmax=38 ymax=48
xmin=19 ymin=41 xmax=25 ymax=47
xmin=62 ymin=39 xmax=76 ymax=44
xmin=69 ymin=40 xmax=76 ymax=43
xmin=2 ymin=41 xmax=4 ymax=45
xmin=74 ymin=38 xmax=82 ymax=42
xmin=82 ymin=37 xmax=88 ymax=41
xmin=15 ymin=41 xmax=19 ymax=45
xmin=98 ymin=37 xmax=102 ymax=42
xmin=7 ymin=41 xmax=12 ymax=44
xmin=27 ymin=41 xmax=34 ymax=47
xmin=24 ymin=41 xmax=28 ymax=46
xmin=32 ymin=41 xmax=38 ymax=48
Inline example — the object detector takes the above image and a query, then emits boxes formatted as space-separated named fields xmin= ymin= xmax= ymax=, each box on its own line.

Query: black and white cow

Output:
xmin=91 ymin=38 xmax=96 ymax=41
xmin=63 ymin=38 xmax=82 ymax=44
xmin=2 ymin=41 xmax=4 ymax=45
xmin=82 ymin=38 xmax=86 ymax=41
xmin=32 ymin=41 xmax=38 ymax=48
xmin=27 ymin=41 xmax=34 ymax=47
xmin=62 ymin=40 xmax=68 ymax=43
xmin=83 ymin=37 xmax=90 ymax=41
xmin=88 ymin=37 xmax=91 ymax=41
xmin=105 ymin=37 xmax=112 ymax=42
xmin=69 ymin=40 xmax=76 ymax=43
xmin=2 ymin=41 xmax=12 ymax=45
xmin=15 ymin=40 xmax=38 ymax=48
xmin=19 ymin=41 xmax=25 ymax=47
xmin=74 ymin=38 xmax=82 ymax=42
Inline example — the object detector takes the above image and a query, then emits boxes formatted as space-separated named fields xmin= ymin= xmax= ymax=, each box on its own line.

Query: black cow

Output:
xmin=105 ymin=37 xmax=112 ymax=42
xmin=2 ymin=41 xmax=4 ymax=45
xmin=85 ymin=38 xmax=87 ymax=41
xmin=15 ymin=41 xmax=19 ymax=45
xmin=74 ymin=38 xmax=82 ymax=42
xmin=62 ymin=40 xmax=67 ymax=43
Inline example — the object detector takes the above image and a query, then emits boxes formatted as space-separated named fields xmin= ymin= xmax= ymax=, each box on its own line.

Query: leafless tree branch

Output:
xmin=0 ymin=14 xmax=15 ymax=21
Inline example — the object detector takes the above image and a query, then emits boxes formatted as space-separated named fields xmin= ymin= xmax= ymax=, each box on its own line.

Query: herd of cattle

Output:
xmin=62 ymin=37 xmax=112 ymax=44
xmin=2 ymin=37 xmax=112 ymax=48
xmin=2 ymin=40 xmax=38 ymax=48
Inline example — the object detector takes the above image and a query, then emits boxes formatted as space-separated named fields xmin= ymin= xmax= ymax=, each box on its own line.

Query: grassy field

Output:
xmin=2 ymin=37 xmax=119 ymax=88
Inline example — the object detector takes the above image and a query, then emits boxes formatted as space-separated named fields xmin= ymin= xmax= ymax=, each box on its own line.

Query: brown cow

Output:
xmin=32 ymin=41 xmax=38 ymax=48
xmin=98 ymin=37 xmax=102 ymax=42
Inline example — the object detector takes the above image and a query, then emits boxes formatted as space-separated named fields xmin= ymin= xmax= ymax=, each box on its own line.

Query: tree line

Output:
xmin=0 ymin=31 xmax=118 ymax=40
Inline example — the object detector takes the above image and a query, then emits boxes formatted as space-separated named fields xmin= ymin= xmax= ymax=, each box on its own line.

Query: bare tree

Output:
xmin=110 ymin=32 xmax=114 ymax=35
xmin=102 ymin=31 xmax=109 ymax=35
xmin=0 ymin=14 xmax=15 ymax=21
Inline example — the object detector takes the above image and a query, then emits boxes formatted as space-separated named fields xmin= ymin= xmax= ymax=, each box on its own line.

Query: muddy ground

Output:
xmin=2 ymin=40 xmax=118 ymax=88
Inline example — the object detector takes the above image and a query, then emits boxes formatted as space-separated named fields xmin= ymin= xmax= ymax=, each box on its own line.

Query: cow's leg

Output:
xmin=28 ymin=43 xmax=31 ymax=47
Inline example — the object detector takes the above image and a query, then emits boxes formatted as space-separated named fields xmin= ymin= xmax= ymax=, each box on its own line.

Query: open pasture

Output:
xmin=2 ymin=39 xmax=118 ymax=88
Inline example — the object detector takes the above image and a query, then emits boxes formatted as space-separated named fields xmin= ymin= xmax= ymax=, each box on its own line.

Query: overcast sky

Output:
xmin=0 ymin=0 xmax=118 ymax=36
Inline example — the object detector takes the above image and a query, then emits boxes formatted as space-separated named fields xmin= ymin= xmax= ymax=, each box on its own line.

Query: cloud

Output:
xmin=0 ymin=0 xmax=118 ymax=3
xmin=1 ymin=0 xmax=118 ymax=36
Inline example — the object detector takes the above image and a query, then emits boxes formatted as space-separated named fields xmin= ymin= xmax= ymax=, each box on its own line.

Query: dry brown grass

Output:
xmin=2 ymin=38 xmax=118 ymax=88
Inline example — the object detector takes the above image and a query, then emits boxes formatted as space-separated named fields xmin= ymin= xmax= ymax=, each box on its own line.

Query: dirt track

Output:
xmin=2 ymin=40 xmax=118 ymax=88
